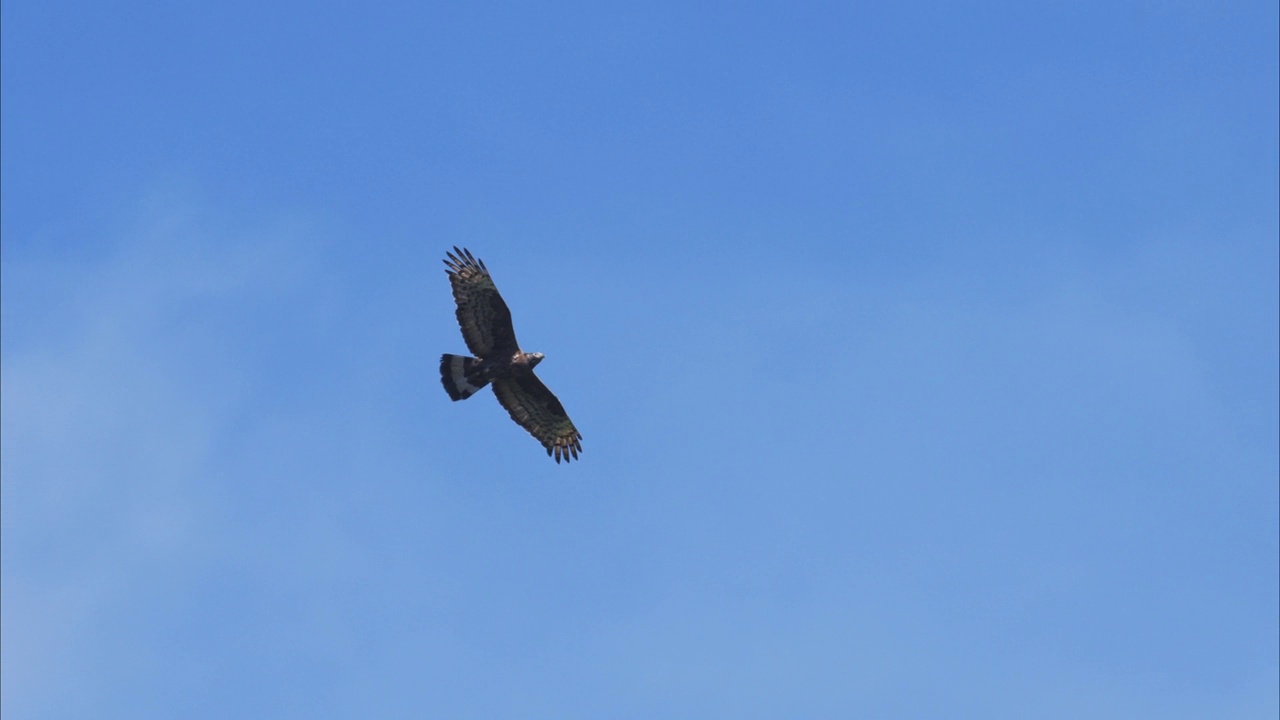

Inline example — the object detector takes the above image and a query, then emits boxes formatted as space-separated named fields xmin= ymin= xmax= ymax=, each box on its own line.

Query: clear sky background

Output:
xmin=3 ymin=3 xmax=1277 ymax=718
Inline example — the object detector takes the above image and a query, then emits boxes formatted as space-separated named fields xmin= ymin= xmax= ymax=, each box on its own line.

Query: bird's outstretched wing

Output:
xmin=492 ymin=374 xmax=583 ymax=463
xmin=444 ymin=247 xmax=517 ymax=358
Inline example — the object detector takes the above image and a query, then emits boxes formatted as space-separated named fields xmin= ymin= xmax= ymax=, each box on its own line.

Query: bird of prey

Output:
xmin=439 ymin=247 xmax=583 ymax=463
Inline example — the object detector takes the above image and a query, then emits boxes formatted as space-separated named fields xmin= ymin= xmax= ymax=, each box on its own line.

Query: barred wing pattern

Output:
xmin=492 ymin=375 xmax=584 ymax=463
xmin=444 ymin=247 xmax=517 ymax=358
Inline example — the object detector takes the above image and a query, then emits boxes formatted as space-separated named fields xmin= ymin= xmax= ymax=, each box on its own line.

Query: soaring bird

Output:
xmin=439 ymin=247 xmax=583 ymax=463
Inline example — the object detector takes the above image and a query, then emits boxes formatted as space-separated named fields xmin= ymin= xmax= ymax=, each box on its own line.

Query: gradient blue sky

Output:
xmin=3 ymin=3 xmax=1278 ymax=718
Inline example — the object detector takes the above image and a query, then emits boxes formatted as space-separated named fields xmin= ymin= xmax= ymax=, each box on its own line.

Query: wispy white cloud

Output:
xmin=1 ymin=195 xmax=329 ymax=717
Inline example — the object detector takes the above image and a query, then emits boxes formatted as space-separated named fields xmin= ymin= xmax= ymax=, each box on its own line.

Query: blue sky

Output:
xmin=2 ymin=2 xmax=1277 ymax=718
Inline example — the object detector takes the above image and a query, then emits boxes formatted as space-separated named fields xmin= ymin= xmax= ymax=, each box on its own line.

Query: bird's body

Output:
xmin=439 ymin=247 xmax=583 ymax=463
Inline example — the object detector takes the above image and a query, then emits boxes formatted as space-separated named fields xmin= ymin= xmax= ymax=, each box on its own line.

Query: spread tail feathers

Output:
xmin=440 ymin=354 xmax=489 ymax=400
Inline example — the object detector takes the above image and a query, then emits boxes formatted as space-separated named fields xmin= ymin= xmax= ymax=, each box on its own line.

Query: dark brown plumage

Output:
xmin=440 ymin=247 xmax=583 ymax=463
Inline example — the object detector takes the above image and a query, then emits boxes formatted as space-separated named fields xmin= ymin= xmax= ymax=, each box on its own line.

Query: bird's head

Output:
xmin=528 ymin=352 xmax=545 ymax=368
